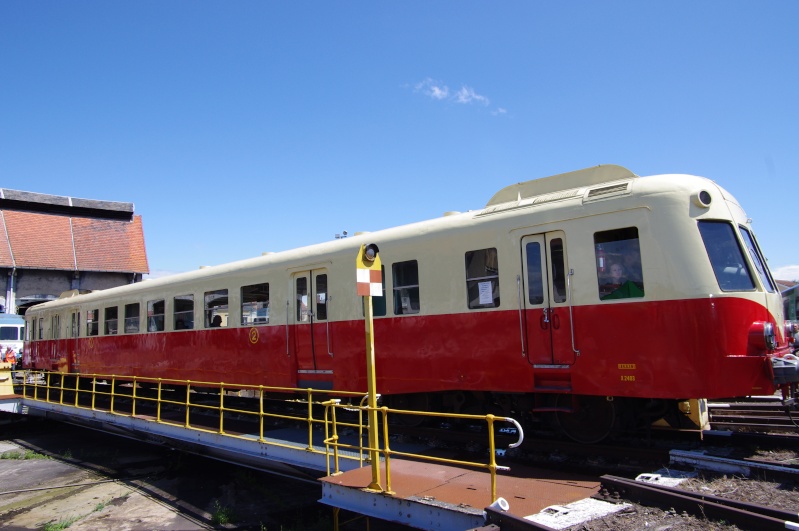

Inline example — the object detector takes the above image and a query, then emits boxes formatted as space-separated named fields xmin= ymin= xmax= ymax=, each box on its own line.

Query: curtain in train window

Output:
xmin=204 ymin=289 xmax=229 ymax=328
xmin=174 ymin=295 xmax=194 ymax=330
xmin=392 ymin=260 xmax=420 ymax=315
xmin=241 ymin=283 xmax=269 ymax=325
xmin=594 ymin=227 xmax=645 ymax=300
xmin=104 ymin=307 xmax=118 ymax=335
xmin=124 ymin=303 xmax=140 ymax=333
xmin=147 ymin=300 xmax=165 ymax=332
xmin=465 ymin=248 xmax=500 ymax=309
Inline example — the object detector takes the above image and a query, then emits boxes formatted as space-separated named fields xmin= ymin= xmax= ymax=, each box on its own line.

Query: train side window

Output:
xmin=392 ymin=260 xmax=420 ymax=315
xmin=86 ymin=309 xmax=99 ymax=336
xmin=594 ymin=227 xmax=645 ymax=300
xmin=465 ymin=248 xmax=500 ymax=309
xmin=124 ymin=303 xmax=140 ymax=333
xmin=738 ymin=227 xmax=776 ymax=293
xmin=104 ymin=307 xmax=118 ymax=335
xmin=550 ymin=238 xmax=568 ymax=303
xmin=205 ymin=289 xmax=228 ymax=328
xmin=38 ymin=318 xmax=44 ymax=340
xmin=241 ymin=283 xmax=269 ymax=326
xmin=174 ymin=295 xmax=194 ymax=330
xmin=698 ymin=221 xmax=755 ymax=292
xmin=52 ymin=315 xmax=60 ymax=339
xmin=0 ymin=325 xmax=18 ymax=341
xmin=70 ymin=311 xmax=80 ymax=338
xmin=525 ymin=242 xmax=545 ymax=304
xmin=147 ymin=300 xmax=165 ymax=332
xmin=315 ymin=275 xmax=327 ymax=321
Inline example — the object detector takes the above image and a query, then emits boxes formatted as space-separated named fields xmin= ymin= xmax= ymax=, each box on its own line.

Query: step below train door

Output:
xmin=292 ymin=269 xmax=333 ymax=390
xmin=521 ymin=231 xmax=575 ymax=368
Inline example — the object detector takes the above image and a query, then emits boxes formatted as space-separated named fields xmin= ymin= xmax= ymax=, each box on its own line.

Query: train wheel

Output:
xmin=555 ymin=395 xmax=616 ymax=444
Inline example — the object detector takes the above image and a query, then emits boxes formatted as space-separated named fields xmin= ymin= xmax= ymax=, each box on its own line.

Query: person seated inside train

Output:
xmin=210 ymin=315 xmax=222 ymax=328
xmin=601 ymin=262 xmax=644 ymax=300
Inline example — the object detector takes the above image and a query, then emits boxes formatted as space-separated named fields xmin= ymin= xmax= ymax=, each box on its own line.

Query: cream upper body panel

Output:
xmin=25 ymin=166 xmax=772 ymax=327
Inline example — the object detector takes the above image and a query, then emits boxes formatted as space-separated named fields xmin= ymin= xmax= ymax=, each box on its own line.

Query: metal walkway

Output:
xmin=1 ymin=371 xmax=608 ymax=530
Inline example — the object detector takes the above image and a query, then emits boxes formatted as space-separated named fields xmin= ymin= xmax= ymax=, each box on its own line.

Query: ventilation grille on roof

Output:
xmin=584 ymin=182 xmax=630 ymax=202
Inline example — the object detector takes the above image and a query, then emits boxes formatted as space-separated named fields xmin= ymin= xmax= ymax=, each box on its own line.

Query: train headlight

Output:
xmin=764 ymin=322 xmax=777 ymax=350
xmin=692 ymin=190 xmax=712 ymax=208
xmin=748 ymin=321 xmax=777 ymax=352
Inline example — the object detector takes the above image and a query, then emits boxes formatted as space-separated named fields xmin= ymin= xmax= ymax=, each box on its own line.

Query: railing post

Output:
xmin=258 ymin=385 xmax=265 ymax=442
xmin=91 ymin=376 xmax=96 ymax=410
xmin=380 ymin=406 xmax=395 ymax=495
xmin=185 ymin=381 xmax=192 ymax=428
xmin=306 ymin=388 xmax=314 ymax=451
xmin=110 ymin=376 xmax=116 ymax=414
xmin=59 ymin=373 xmax=65 ymax=405
xmin=132 ymin=376 xmax=137 ymax=417
xmin=486 ymin=414 xmax=498 ymax=505
xmin=74 ymin=375 xmax=80 ymax=408
xmin=219 ymin=383 xmax=225 ymax=434
xmin=157 ymin=379 xmax=162 ymax=422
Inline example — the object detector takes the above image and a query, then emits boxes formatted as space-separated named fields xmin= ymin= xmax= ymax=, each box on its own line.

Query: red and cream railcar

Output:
xmin=22 ymin=165 xmax=798 ymax=441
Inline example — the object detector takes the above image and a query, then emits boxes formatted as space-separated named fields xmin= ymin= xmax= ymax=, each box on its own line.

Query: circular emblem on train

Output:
xmin=88 ymin=338 xmax=94 ymax=349
xmin=249 ymin=327 xmax=259 ymax=344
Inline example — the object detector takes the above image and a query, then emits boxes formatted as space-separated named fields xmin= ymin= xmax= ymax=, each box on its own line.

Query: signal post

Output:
xmin=356 ymin=243 xmax=383 ymax=491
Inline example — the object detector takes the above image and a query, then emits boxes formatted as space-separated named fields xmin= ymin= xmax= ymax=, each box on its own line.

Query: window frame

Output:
xmin=174 ymin=294 xmax=194 ymax=330
xmin=392 ymin=260 xmax=420 ymax=315
xmin=241 ymin=283 xmax=270 ymax=326
xmin=465 ymin=247 xmax=501 ymax=309
xmin=204 ymin=289 xmax=229 ymax=328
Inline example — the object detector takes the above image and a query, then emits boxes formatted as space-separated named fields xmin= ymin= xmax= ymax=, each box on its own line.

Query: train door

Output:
xmin=521 ymin=231 xmax=575 ymax=366
xmin=292 ymin=269 xmax=333 ymax=389
xmin=68 ymin=310 xmax=80 ymax=372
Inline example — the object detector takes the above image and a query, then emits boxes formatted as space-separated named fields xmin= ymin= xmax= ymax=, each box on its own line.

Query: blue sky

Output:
xmin=2 ymin=2 xmax=797 ymax=280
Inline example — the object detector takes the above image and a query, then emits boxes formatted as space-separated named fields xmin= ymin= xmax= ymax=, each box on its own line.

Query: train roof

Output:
xmin=26 ymin=165 xmax=740 ymax=313
xmin=0 ymin=314 xmax=24 ymax=324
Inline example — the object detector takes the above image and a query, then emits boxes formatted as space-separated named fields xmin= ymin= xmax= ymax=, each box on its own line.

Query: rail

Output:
xmin=16 ymin=370 xmax=523 ymax=506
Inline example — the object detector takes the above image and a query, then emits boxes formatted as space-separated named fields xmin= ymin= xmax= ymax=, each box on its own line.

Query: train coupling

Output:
xmin=772 ymin=354 xmax=799 ymax=386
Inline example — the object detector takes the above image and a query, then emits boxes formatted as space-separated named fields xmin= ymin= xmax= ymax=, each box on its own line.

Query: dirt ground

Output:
xmin=0 ymin=416 xmax=349 ymax=530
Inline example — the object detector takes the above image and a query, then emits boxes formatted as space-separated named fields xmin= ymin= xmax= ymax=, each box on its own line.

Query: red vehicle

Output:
xmin=23 ymin=165 xmax=798 ymax=442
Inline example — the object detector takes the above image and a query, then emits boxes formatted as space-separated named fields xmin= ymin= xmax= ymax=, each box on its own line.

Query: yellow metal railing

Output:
xmin=321 ymin=401 xmax=523 ymax=504
xmin=18 ymin=370 xmax=524 ymax=506
xmin=18 ymin=370 xmax=368 ymax=460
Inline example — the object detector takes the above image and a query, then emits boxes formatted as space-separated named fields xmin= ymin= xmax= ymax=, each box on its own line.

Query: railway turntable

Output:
xmin=320 ymin=457 xmax=603 ymax=530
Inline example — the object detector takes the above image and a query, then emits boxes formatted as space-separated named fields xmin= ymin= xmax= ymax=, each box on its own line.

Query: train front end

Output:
xmin=700 ymin=182 xmax=799 ymax=400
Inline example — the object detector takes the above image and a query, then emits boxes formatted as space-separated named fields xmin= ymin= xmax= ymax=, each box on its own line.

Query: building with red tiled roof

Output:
xmin=1 ymin=188 xmax=149 ymax=314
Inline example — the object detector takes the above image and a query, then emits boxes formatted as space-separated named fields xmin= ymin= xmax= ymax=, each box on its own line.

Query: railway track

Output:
xmin=708 ymin=396 xmax=799 ymax=434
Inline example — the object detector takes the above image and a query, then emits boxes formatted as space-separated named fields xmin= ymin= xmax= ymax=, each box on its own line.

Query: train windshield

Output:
xmin=738 ymin=227 xmax=776 ymax=293
xmin=698 ymin=221 xmax=755 ymax=291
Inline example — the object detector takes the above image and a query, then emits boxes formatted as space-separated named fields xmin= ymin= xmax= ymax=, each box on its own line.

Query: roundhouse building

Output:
xmin=0 ymin=188 xmax=149 ymax=315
